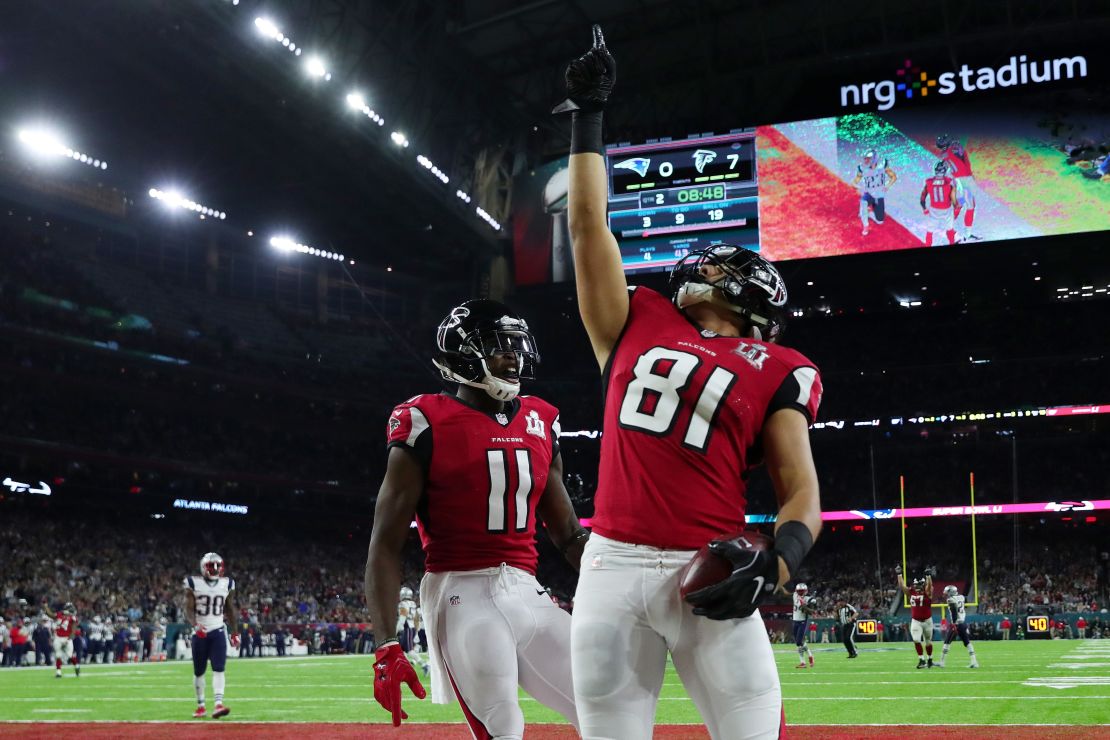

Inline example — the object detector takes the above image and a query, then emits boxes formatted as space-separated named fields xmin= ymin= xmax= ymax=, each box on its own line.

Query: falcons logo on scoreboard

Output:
xmin=692 ymin=149 xmax=717 ymax=173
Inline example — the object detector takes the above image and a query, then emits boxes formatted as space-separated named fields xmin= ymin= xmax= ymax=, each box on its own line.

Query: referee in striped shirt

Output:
xmin=838 ymin=599 xmax=859 ymax=658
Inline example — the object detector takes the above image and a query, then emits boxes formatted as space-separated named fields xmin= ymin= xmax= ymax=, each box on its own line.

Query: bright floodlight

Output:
xmin=270 ymin=236 xmax=295 ymax=251
xmin=346 ymin=92 xmax=367 ymax=110
xmin=305 ymin=56 xmax=327 ymax=78
xmin=255 ymin=17 xmax=281 ymax=39
xmin=390 ymin=131 xmax=409 ymax=147
xmin=17 ymin=127 xmax=65 ymax=156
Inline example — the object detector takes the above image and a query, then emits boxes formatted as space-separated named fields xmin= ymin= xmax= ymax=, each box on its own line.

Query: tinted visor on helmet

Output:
xmin=469 ymin=328 xmax=540 ymax=378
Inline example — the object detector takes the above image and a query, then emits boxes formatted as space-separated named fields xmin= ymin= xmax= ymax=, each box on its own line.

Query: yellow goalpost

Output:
xmin=899 ymin=472 xmax=980 ymax=608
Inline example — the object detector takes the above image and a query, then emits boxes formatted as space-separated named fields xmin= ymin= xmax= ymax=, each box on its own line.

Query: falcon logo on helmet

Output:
xmin=433 ymin=299 xmax=540 ymax=402
xmin=200 ymin=552 xmax=225 ymax=581
xmin=669 ymin=244 xmax=788 ymax=343
xmin=912 ymin=577 xmax=925 ymax=588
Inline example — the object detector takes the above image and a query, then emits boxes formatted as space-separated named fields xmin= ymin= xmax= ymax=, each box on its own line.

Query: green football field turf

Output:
xmin=1 ymin=640 xmax=1108 ymax=728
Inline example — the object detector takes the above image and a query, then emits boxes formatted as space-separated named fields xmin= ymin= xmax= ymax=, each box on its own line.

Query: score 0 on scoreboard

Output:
xmin=606 ymin=131 xmax=759 ymax=274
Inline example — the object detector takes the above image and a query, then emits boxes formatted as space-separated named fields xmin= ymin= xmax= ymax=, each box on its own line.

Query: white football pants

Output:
xmin=422 ymin=565 xmax=577 ymax=739
xmin=572 ymin=534 xmax=783 ymax=740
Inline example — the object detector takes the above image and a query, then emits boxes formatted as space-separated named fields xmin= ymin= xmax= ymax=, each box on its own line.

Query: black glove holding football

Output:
xmin=553 ymin=25 xmax=616 ymax=115
xmin=685 ymin=540 xmax=780 ymax=620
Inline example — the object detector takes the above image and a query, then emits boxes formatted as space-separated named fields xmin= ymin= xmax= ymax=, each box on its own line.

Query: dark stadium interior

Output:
xmin=2 ymin=0 xmax=1109 ymax=671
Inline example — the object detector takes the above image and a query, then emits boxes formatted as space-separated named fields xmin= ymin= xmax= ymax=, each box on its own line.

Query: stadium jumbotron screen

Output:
xmin=512 ymin=90 xmax=1110 ymax=283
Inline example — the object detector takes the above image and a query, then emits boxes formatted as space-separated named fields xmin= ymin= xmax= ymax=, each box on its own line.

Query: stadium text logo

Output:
xmin=173 ymin=498 xmax=249 ymax=515
xmin=840 ymin=54 xmax=1089 ymax=111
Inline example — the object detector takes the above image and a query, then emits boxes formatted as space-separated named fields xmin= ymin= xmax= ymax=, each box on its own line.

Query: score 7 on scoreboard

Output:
xmin=605 ymin=131 xmax=762 ymax=273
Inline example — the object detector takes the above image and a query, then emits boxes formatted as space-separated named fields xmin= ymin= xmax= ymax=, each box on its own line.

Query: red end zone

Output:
xmin=1 ymin=724 xmax=1105 ymax=739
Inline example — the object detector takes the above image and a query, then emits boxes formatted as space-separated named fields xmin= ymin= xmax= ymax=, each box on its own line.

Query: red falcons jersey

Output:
xmin=592 ymin=287 xmax=822 ymax=550
xmin=909 ymin=588 xmax=933 ymax=621
xmin=54 ymin=614 xmax=77 ymax=638
xmin=922 ymin=176 xmax=958 ymax=210
xmin=387 ymin=392 xmax=560 ymax=574
xmin=943 ymin=145 xmax=974 ymax=178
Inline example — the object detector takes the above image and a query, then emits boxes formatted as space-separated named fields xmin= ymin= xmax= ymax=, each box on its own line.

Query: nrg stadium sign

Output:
xmin=840 ymin=54 xmax=1089 ymax=111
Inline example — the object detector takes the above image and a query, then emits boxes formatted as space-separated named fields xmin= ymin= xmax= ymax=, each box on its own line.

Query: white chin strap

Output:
xmin=675 ymin=281 xmax=770 ymax=341
xmin=433 ymin=358 xmax=520 ymax=402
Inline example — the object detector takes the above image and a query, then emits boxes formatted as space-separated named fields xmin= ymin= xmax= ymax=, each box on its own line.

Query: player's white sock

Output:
xmin=942 ymin=644 xmax=950 ymax=659
xmin=797 ymin=647 xmax=806 ymax=662
xmin=213 ymin=671 xmax=225 ymax=705
xmin=806 ymin=647 xmax=814 ymax=659
xmin=194 ymin=675 xmax=205 ymax=706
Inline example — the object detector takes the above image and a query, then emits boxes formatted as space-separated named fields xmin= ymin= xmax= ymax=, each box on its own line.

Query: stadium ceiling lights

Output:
xmin=16 ymin=127 xmax=108 ymax=170
xmin=345 ymin=92 xmax=384 ymax=126
xmin=239 ymin=10 xmax=502 ymax=233
xmin=148 ymin=188 xmax=226 ymax=220
xmin=416 ymin=155 xmax=449 ymax=184
xmin=269 ymin=235 xmax=344 ymax=262
xmin=253 ymin=17 xmax=302 ymax=56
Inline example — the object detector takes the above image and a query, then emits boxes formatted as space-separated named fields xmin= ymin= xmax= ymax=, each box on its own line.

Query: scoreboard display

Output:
xmin=605 ymin=131 xmax=759 ymax=274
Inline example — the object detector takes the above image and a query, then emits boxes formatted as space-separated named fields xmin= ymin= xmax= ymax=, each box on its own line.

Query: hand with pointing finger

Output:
xmin=553 ymin=24 xmax=616 ymax=114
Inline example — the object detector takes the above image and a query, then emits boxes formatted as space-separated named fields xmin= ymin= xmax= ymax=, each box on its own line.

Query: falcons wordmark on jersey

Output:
xmin=387 ymin=392 xmax=561 ymax=574
xmin=592 ymin=286 xmax=822 ymax=549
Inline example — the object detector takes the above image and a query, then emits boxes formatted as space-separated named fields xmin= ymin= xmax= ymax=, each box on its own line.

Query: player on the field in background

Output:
xmin=366 ymin=299 xmax=586 ymax=735
xmin=396 ymin=586 xmax=428 ymax=676
xmin=560 ymin=26 xmax=823 ymax=738
xmin=938 ymin=585 xmax=979 ymax=668
xmin=792 ymin=583 xmax=815 ymax=669
xmin=184 ymin=552 xmax=239 ymax=719
xmin=920 ymin=161 xmax=965 ymax=246
xmin=52 ymin=603 xmax=79 ymax=678
xmin=936 ymin=134 xmax=981 ymax=241
xmin=851 ymin=150 xmax=898 ymax=236
xmin=897 ymin=565 xmax=936 ymax=668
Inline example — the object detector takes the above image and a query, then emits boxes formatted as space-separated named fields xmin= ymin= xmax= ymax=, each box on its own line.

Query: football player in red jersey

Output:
xmin=936 ymin=134 xmax=981 ymax=241
xmin=365 ymin=299 xmax=586 ymax=736
xmin=920 ymin=161 xmax=965 ymax=246
xmin=52 ymin=603 xmax=79 ymax=678
xmin=559 ymin=26 xmax=823 ymax=739
xmin=896 ymin=565 xmax=936 ymax=668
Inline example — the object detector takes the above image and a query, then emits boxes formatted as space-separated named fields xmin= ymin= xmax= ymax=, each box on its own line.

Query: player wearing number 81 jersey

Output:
xmin=561 ymin=25 xmax=824 ymax=738
xmin=366 ymin=299 xmax=585 ymax=737
xmin=184 ymin=553 xmax=237 ymax=719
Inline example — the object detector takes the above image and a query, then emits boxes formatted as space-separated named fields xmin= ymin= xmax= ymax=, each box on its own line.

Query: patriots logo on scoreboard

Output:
xmin=692 ymin=149 xmax=717 ymax=173
xmin=614 ymin=157 xmax=651 ymax=177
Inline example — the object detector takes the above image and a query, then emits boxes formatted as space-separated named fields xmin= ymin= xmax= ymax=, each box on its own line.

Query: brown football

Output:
xmin=679 ymin=530 xmax=774 ymax=599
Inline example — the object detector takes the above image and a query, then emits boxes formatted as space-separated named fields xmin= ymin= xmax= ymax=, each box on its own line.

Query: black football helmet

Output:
xmin=433 ymin=299 xmax=539 ymax=402
xmin=936 ymin=133 xmax=953 ymax=150
xmin=934 ymin=160 xmax=949 ymax=176
xmin=669 ymin=244 xmax=788 ymax=342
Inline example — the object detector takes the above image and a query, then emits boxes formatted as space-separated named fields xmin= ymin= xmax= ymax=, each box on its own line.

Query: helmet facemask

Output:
xmin=434 ymin=303 xmax=540 ymax=402
xmin=670 ymin=245 xmax=788 ymax=343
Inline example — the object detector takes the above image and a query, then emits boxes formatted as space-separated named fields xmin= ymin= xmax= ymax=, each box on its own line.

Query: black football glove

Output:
xmin=685 ymin=540 xmax=779 ymax=620
xmin=894 ymin=564 xmax=902 ymax=576
xmin=552 ymin=25 xmax=616 ymax=114
xmin=924 ymin=565 xmax=937 ymax=577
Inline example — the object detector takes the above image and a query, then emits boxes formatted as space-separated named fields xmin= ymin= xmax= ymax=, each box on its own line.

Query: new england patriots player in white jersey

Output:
xmin=792 ymin=584 xmax=815 ymax=668
xmin=938 ymin=585 xmax=979 ymax=668
xmin=184 ymin=552 xmax=239 ymax=719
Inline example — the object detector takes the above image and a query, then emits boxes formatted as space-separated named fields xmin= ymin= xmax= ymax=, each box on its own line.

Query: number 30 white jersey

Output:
xmin=184 ymin=576 xmax=234 ymax=632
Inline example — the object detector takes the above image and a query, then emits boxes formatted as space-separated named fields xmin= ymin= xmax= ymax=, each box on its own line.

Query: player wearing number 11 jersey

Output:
xmin=366 ymin=299 xmax=585 ymax=737
xmin=560 ymin=25 xmax=823 ymax=739
xmin=184 ymin=552 xmax=238 ymax=718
